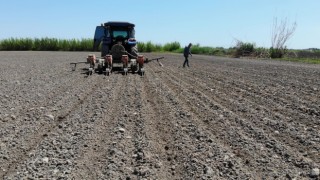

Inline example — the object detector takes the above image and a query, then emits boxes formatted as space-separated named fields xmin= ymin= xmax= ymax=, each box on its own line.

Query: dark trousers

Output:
xmin=183 ymin=56 xmax=189 ymax=67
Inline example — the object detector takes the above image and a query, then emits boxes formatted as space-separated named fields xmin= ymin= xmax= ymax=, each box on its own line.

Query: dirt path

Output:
xmin=0 ymin=51 xmax=319 ymax=179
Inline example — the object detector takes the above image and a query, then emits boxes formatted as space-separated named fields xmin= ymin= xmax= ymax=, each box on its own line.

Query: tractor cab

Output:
xmin=93 ymin=21 xmax=137 ymax=58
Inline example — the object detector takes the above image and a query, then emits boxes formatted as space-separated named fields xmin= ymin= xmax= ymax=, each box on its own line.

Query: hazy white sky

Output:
xmin=0 ymin=0 xmax=319 ymax=49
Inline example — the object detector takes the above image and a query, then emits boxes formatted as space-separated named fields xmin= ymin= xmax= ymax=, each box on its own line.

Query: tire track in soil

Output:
xmin=145 ymin=66 xmax=201 ymax=179
xmin=66 ymin=75 xmax=126 ymax=179
xmin=121 ymin=74 xmax=154 ymax=179
xmin=167 ymin=66 xmax=320 ymax=165
xmin=99 ymin=75 xmax=140 ymax=179
xmin=127 ymin=69 xmax=189 ymax=179
xmin=141 ymin=72 xmax=182 ymax=179
xmin=5 ymin=75 xmax=119 ymax=179
xmin=1 ymin=75 xmax=104 ymax=178
xmin=166 ymin=55 xmax=319 ymax=112
xmin=180 ymin=59 xmax=319 ymax=117
xmin=146 ymin=64 xmax=254 ymax=179
xmin=188 ymin=61 xmax=320 ymax=119
xmin=70 ymin=72 xmax=177 ymax=179
xmin=98 ymin=73 xmax=171 ymax=179
xmin=148 ymin=66 xmax=205 ymax=178
xmin=156 ymin=64 xmax=318 ymax=178
xmin=0 ymin=53 xmax=83 ymax=117
xmin=215 ymin=70 xmax=318 ymax=120
xmin=156 ymin=64 xmax=308 ymax=177
xmin=0 ymin=64 xmax=79 ymax=111
xmin=189 ymin=55 xmax=320 ymax=90
xmin=64 ymin=74 xmax=138 ymax=179
xmin=182 ymin=68 xmax=320 ymax=133
xmin=0 ymin=71 xmax=89 ymax=136
xmin=0 ymin=59 xmax=91 ymax=144
xmin=171 ymin=61 xmax=320 ymax=144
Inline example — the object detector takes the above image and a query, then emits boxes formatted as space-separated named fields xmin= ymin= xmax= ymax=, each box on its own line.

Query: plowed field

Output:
xmin=0 ymin=51 xmax=319 ymax=179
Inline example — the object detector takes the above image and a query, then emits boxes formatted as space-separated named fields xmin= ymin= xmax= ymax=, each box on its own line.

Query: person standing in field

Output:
xmin=183 ymin=43 xmax=192 ymax=67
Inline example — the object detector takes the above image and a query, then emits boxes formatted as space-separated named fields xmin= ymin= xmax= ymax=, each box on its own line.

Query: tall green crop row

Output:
xmin=137 ymin=41 xmax=162 ymax=52
xmin=1 ymin=38 xmax=318 ymax=63
xmin=162 ymin=41 xmax=180 ymax=52
xmin=0 ymin=38 xmax=225 ymax=56
xmin=0 ymin=38 xmax=33 ymax=50
xmin=0 ymin=38 xmax=93 ymax=51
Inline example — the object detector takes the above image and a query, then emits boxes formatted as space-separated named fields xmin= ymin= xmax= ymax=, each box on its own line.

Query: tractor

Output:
xmin=93 ymin=21 xmax=143 ymax=75
xmin=70 ymin=21 xmax=163 ymax=76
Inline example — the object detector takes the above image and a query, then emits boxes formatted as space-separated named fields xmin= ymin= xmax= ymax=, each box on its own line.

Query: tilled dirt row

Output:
xmin=0 ymin=51 xmax=319 ymax=179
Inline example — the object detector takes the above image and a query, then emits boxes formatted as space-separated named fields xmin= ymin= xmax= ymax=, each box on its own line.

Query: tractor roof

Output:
xmin=103 ymin=21 xmax=135 ymax=27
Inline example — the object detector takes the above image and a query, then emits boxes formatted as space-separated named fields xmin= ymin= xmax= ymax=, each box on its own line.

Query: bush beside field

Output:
xmin=0 ymin=38 xmax=93 ymax=51
xmin=0 ymin=38 xmax=227 ymax=56
xmin=0 ymin=38 xmax=319 ymax=63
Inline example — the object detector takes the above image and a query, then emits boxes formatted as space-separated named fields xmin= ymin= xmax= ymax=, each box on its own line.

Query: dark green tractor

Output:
xmin=71 ymin=21 xmax=163 ymax=76
xmin=93 ymin=21 xmax=140 ymax=75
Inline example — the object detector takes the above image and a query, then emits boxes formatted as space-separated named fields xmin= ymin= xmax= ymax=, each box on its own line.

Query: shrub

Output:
xmin=189 ymin=44 xmax=211 ymax=54
xmin=0 ymin=38 xmax=93 ymax=51
xmin=271 ymin=17 xmax=297 ymax=59
xmin=137 ymin=41 xmax=161 ymax=52
xmin=58 ymin=39 xmax=70 ymax=51
xmin=0 ymin=38 xmax=33 ymax=50
xmin=137 ymin=42 xmax=145 ymax=52
xmin=232 ymin=41 xmax=255 ymax=57
xmin=163 ymin=41 xmax=180 ymax=52
xmin=270 ymin=47 xmax=287 ymax=58
xmin=254 ymin=47 xmax=270 ymax=58
xmin=0 ymin=38 xmax=15 ymax=50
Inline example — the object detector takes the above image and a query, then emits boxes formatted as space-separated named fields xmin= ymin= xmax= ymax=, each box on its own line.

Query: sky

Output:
xmin=0 ymin=0 xmax=319 ymax=49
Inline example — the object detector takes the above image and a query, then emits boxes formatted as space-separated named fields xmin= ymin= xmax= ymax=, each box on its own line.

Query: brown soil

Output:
xmin=0 ymin=51 xmax=319 ymax=179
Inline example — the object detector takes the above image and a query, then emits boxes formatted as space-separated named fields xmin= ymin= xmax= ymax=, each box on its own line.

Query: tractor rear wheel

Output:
xmin=111 ymin=44 xmax=125 ymax=60
xmin=130 ymin=46 xmax=138 ymax=58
